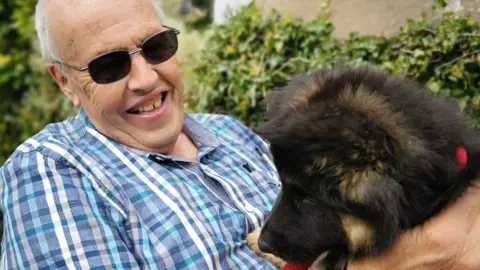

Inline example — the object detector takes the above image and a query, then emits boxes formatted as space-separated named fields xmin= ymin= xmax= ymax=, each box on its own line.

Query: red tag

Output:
xmin=456 ymin=146 xmax=467 ymax=171
xmin=282 ymin=263 xmax=312 ymax=270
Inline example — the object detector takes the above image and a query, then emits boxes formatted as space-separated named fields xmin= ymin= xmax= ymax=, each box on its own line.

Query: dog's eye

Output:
xmin=297 ymin=197 xmax=317 ymax=209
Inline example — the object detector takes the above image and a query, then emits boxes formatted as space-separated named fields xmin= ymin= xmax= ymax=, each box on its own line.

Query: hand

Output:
xmin=348 ymin=182 xmax=480 ymax=270
xmin=246 ymin=228 xmax=287 ymax=268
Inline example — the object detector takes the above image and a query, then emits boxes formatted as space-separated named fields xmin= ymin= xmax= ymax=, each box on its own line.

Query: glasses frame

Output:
xmin=53 ymin=25 xmax=180 ymax=73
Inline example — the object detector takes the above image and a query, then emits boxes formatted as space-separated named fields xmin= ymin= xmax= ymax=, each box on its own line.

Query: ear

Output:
xmin=253 ymin=121 xmax=272 ymax=138
xmin=263 ymin=87 xmax=288 ymax=115
xmin=253 ymin=118 xmax=286 ymax=144
xmin=48 ymin=64 xmax=80 ymax=107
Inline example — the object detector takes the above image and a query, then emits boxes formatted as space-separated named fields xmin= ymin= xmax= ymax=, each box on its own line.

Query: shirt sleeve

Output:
xmin=0 ymin=151 xmax=140 ymax=270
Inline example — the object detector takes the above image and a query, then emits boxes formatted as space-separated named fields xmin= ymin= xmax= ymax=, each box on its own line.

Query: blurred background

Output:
xmin=0 ymin=0 xmax=479 ymax=164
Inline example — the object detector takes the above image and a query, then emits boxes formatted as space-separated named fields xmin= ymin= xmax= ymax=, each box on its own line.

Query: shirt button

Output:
xmin=245 ymin=204 xmax=254 ymax=212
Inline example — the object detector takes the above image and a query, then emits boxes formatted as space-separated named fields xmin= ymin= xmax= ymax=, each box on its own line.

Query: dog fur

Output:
xmin=246 ymin=65 xmax=480 ymax=270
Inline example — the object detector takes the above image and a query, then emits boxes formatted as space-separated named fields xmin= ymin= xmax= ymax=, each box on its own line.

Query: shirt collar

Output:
xmin=77 ymin=107 xmax=220 ymax=161
xmin=76 ymin=107 xmax=95 ymax=130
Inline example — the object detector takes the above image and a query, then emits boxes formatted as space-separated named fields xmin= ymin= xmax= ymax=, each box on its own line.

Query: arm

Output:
xmin=1 ymin=152 xmax=139 ymax=269
xmin=348 ymin=182 xmax=480 ymax=270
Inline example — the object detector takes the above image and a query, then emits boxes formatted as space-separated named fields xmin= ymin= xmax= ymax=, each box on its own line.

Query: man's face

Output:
xmin=46 ymin=0 xmax=184 ymax=153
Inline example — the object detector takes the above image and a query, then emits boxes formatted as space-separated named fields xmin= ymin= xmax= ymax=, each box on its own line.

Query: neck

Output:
xmin=168 ymin=131 xmax=199 ymax=161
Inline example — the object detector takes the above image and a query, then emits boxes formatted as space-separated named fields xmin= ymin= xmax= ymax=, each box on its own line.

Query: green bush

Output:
xmin=186 ymin=3 xmax=480 ymax=127
xmin=0 ymin=1 xmax=76 ymax=164
xmin=1 ymin=0 xmax=36 ymax=163
xmin=185 ymin=5 xmax=338 ymax=124
xmin=1 ymin=1 xmax=479 ymax=164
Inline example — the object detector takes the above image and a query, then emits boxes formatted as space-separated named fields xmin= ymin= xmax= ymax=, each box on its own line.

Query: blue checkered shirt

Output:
xmin=0 ymin=108 xmax=281 ymax=270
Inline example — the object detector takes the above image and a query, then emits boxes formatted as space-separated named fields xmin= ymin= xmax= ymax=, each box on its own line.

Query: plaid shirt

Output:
xmin=0 ymin=109 xmax=281 ymax=270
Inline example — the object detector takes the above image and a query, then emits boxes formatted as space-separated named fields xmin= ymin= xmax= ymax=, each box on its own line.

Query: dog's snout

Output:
xmin=257 ymin=238 xmax=274 ymax=254
xmin=258 ymin=229 xmax=276 ymax=254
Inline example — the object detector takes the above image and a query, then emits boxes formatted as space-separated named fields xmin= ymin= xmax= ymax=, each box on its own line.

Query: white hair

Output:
xmin=34 ymin=0 xmax=165 ymax=63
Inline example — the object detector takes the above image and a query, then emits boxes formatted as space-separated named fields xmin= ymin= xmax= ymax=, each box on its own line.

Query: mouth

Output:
xmin=126 ymin=92 xmax=168 ymax=114
xmin=276 ymin=248 xmax=329 ymax=265
xmin=282 ymin=251 xmax=329 ymax=270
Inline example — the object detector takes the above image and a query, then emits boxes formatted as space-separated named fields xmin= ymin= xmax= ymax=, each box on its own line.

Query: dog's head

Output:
xmin=254 ymin=65 xmax=478 ymax=265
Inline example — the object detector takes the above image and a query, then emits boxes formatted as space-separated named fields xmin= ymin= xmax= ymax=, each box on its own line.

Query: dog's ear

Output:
xmin=253 ymin=123 xmax=269 ymax=139
xmin=253 ymin=116 xmax=277 ymax=139
xmin=263 ymin=72 xmax=323 ymax=117
xmin=253 ymin=119 xmax=290 ymax=150
xmin=262 ymin=86 xmax=291 ymax=118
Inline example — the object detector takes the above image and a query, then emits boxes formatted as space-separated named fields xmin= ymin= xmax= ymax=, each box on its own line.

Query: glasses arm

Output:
xmin=162 ymin=25 xmax=181 ymax=35
xmin=53 ymin=60 xmax=89 ymax=72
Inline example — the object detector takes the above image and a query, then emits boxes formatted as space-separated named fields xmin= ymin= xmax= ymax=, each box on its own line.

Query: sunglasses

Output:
xmin=55 ymin=25 xmax=180 ymax=84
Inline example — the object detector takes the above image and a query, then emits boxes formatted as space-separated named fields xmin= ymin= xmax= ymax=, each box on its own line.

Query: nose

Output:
xmin=127 ymin=53 xmax=158 ymax=92
xmin=257 ymin=238 xmax=274 ymax=254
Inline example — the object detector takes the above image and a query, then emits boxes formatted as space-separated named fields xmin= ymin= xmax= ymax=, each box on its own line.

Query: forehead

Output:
xmin=47 ymin=0 xmax=162 ymax=61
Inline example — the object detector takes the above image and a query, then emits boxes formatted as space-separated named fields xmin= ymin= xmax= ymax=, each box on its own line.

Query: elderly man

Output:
xmin=0 ymin=0 xmax=280 ymax=269
xmin=1 ymin=0 xmax=480 ymax=269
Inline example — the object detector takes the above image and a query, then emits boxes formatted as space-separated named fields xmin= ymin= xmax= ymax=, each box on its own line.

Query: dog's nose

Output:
xmin=257 ymin=238 xmax=274 ymax=254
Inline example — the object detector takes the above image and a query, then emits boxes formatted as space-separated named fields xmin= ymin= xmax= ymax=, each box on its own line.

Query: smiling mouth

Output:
xmin=127 ymin=92 xmax=168 ymax=114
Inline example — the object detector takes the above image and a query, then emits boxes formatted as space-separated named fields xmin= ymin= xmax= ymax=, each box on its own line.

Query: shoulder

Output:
xmin=0 ymin=116 xmax=114 ymax=213
xmin=1 ymin=114 xmax=86 ymax=175
xmin=189 ymin=113 xmax=269 ymax=149
xmin=188 ymin=113 xmax=244 ymax=127
xmin=0 ymin=139 xmax=87 ymax=214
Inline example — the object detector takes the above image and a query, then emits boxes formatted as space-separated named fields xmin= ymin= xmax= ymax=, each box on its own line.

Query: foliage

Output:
xmin=186 ymin=5 xmax=338 ymax=124
xmin=186 ymin=3 xmax=480 ymax=128
xmin=1 ymin=1 xmax=479 ymax=164
xmin=0 ymin=1 xmax=76 ymax=164
xmin=1 ymin=1 xmax=34 ymax=163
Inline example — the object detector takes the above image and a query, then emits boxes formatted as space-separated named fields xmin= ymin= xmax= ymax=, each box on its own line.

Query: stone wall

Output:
xmin=255 ymin=0 xmax=480 ymax=39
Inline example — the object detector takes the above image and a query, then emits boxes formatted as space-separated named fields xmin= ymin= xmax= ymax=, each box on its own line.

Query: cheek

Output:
xmin=158 ymin=57 xmax=184 ymax=91
xmin=83 ymin=84 xmax=125 ymax=115
xmin=100 ymin=94 xmax=123 ymax=112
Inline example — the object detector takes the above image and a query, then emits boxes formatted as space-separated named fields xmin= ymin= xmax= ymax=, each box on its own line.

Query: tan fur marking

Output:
xmin=340 ymin=214 xmax=374 ymax=253
xmin=338 ymin=85 xmax=427 ymax=158
xmin=349 ymin=152 xmax=360 ymax=161
xmin=375 ymin=161 xmax=385 ymax=171
xmin=282 ymin=175 xmax=295 ymax=184
xmin=308 ymin=157 xmax=344 ymax=177
xmin=304 ymin=165 xmax=316 ymax=175
xmin=313 ymin=157 xmax=328 ymax=171
xmin=341 ymin=129 xmax=350 ymax=137
xmin=291 ymin=78 xmax=324 ymax=108
xmin=291 ymin=87 xmax=311 ymax=108
xmin=339 ymin=169 xmax=380 ymax=203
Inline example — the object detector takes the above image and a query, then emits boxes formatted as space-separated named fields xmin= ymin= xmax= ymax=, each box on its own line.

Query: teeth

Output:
xmin=130 ymin=95 xmax=163 ymax=113
xmin=143 ymin=104 xmax=155 ymax=112
xmin=153 ymin=99 xmax=162 ymax=108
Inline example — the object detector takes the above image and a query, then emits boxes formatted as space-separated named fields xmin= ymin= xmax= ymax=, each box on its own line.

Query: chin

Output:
xmin=139 ymin=128 xmax=183 ymax=153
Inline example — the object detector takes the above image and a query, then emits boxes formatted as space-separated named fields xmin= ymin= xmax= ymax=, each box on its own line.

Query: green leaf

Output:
xmin=426 ymin=79 xmax=442 ymax=94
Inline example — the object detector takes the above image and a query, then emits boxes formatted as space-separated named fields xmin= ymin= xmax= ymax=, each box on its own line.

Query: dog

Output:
xmin=246 ymin=65 xmax=480 ymax=270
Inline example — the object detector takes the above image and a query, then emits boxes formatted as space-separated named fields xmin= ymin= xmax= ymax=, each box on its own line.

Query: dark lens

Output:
xmin=142 ymin=30 xmax=178 ymax=64
xmin=88 ymin=51 xmax=131 ymax=84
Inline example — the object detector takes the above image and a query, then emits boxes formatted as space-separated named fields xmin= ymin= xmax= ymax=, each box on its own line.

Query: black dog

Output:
xmin=247 ymin=65 xmax=480 ymax=269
